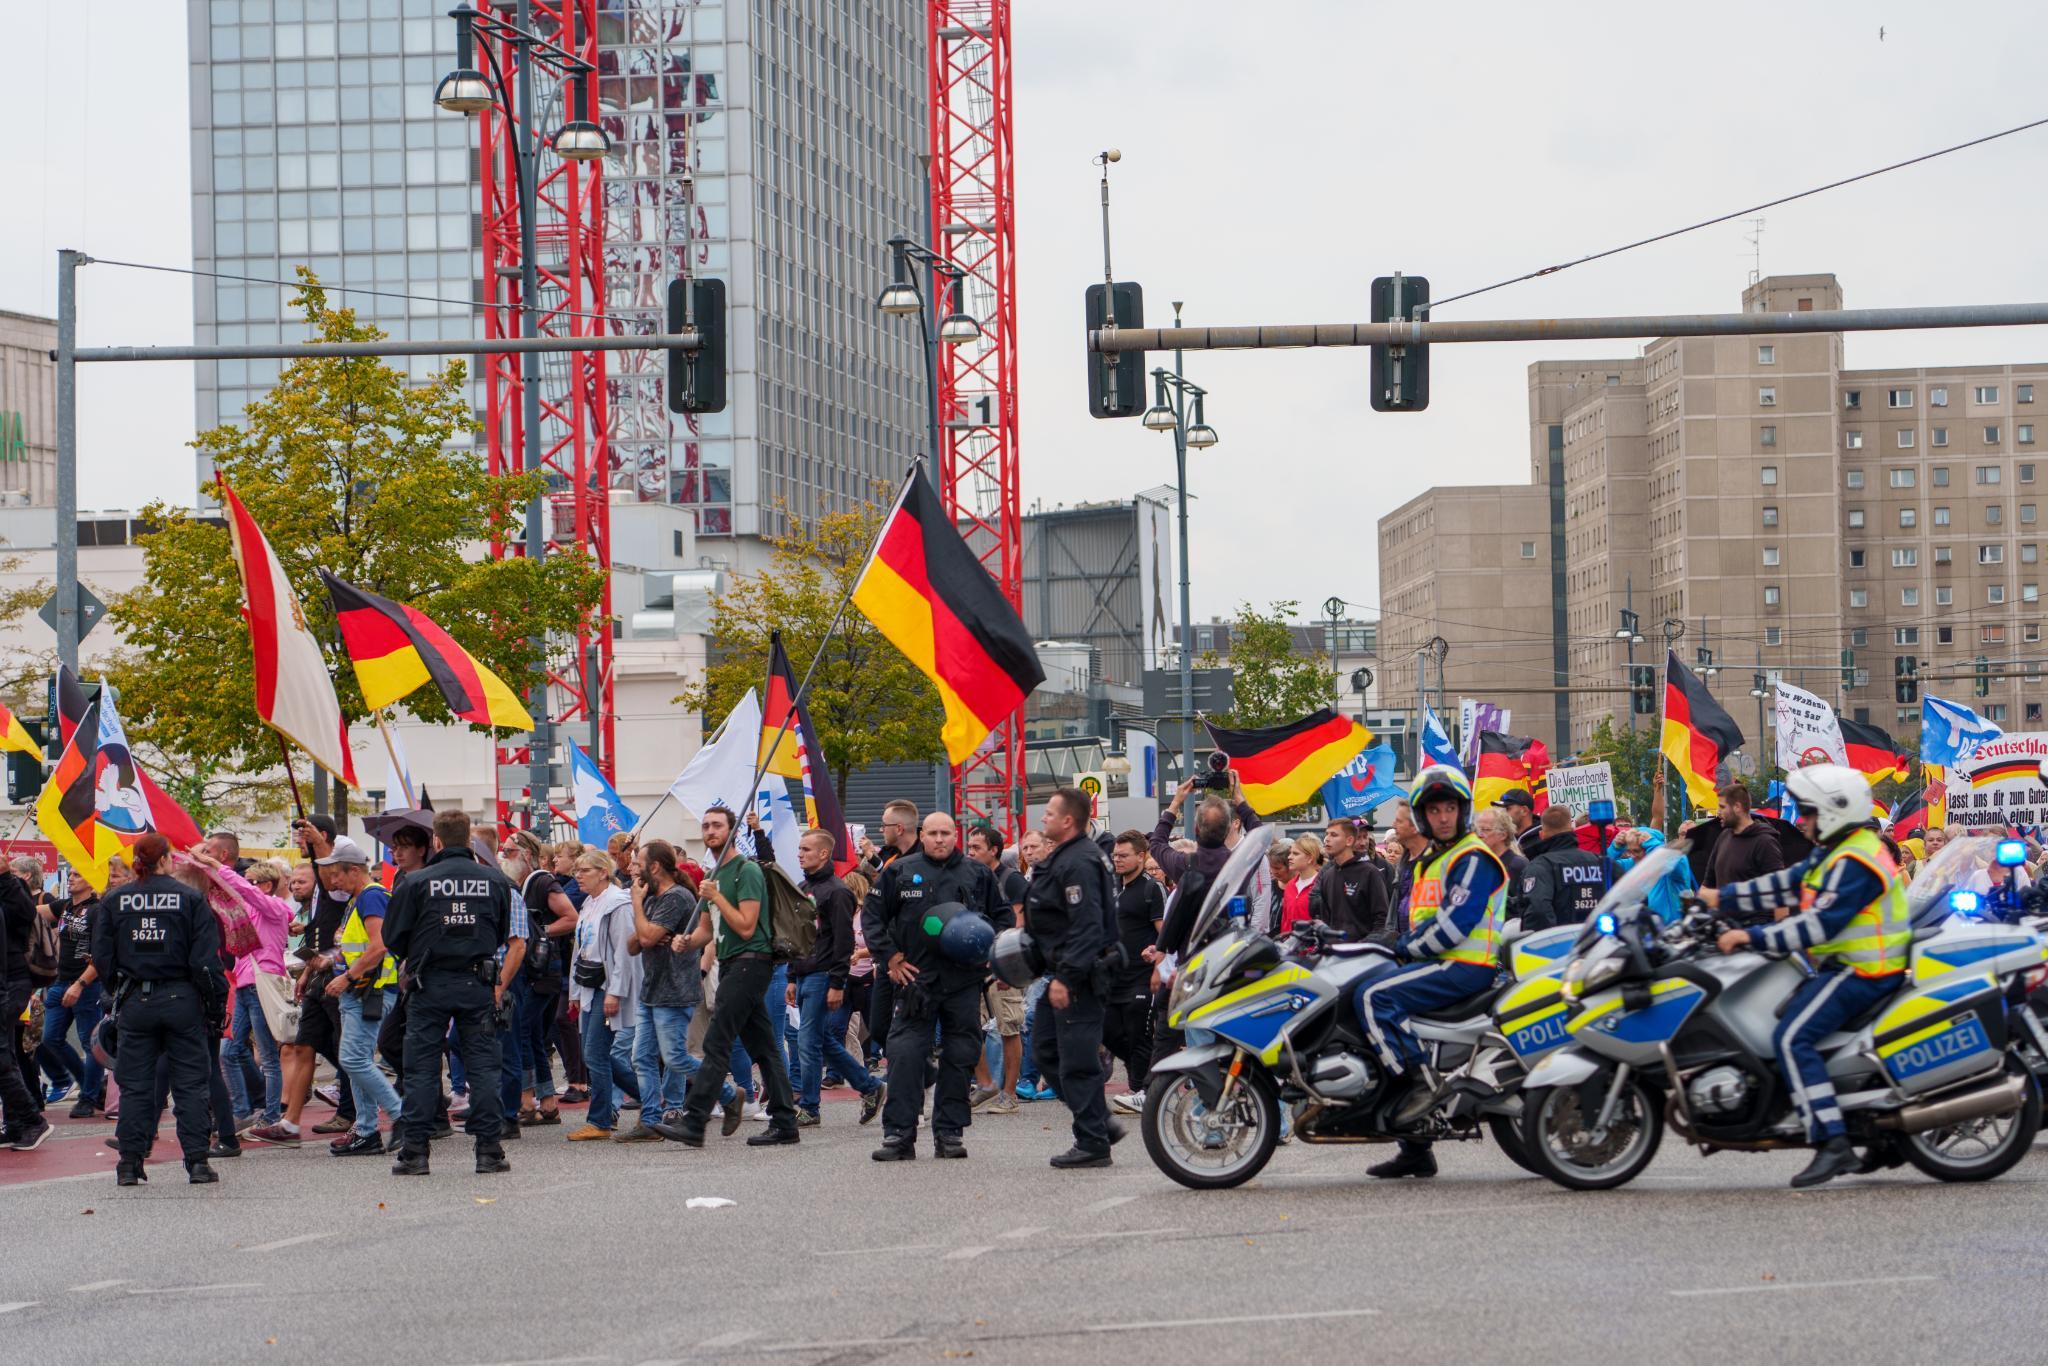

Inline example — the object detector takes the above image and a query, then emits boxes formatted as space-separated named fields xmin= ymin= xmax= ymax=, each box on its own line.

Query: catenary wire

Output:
xmin=87 ymin=256 xmax=631 ymax=327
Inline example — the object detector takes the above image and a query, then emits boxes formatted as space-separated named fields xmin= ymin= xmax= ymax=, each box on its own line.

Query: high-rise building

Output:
xmin=0 ymin=312 xmax=57 ymax=509
xmin=187 ymin=0 xmax=928 ymax=564
xmin=1380 ymin=272 xmax=2048 ymax=770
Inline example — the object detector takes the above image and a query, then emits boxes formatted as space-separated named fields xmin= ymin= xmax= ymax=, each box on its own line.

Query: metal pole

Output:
xmin=54 ymin=250 xmax=82 ymax=676
xmin=918 ymin=158 xmax=943 ymax=468
xmin=71 ymin=332 xmax=701 ymax=363
xmin=513 ymin=3 xmax=551 ymax=837
xmin=1172 ymin=304 xmax=1194 ymax=790
xmin=1088 ymin=300 xmax=2048 ymax=353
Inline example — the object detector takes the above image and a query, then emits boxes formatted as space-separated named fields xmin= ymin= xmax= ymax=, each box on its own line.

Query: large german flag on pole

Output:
xmin=1473 ymin=732 xmax=1551 ymax=812
xmin=762 ymin=630 xmax=854 ymax=871
xmin=759 ymin=632 xmax=806 ymax=780
xmin=1839 ymin=717 xmax=1910 ymax=785
xmin=1206 ymin=710 xmax=1372 ymax=815
xmin=319 ymin=571 xmax=534 ymax=730
xmin=851 ymin=466 xmax=1044 ymax=765
xmin=36 ymin=686 xmax=108 ymax=890
xmin=1661 ymin=650 xmax=1745 ymax=813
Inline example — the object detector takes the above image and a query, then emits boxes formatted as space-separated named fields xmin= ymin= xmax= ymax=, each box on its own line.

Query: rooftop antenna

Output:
xmin=1744 ymin=216 xmax=1766 ymax=286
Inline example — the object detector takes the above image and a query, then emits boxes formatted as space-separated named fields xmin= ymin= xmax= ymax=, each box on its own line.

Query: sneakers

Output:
xmin=613 ymin=1124 xmax=663 ymax=1143
xmin=566 ymin=1123 xmax=612 ymax=1142
xmin=11 ymin=1118 xmax=52 ymax=1152
xmin=747 ymin=1125 xmax=800 ymax=1147
xmin=986 ymin=1092 xmax=1020 ymax=1116
xmin=1111 ymin=1090 xmax=1146 ymax=1115
xmin=311 ymin=1116 xmax=352 ymax=1136
xmin=235 ymin=1111 xmax=260 ymax=1134
xmin=69 ymin=1097 xmax=100 ymax=1120
xmin=969 ymin=1085 xmax=1000 ymax=1110
xmin=314 ymin=1083 xmax=341 ymax=1108
xmin=746 ymin=1103 xmax=771 ymax=1122
xmin=795 ymin=1109 xmax=821 ymax=1128
xmin=1031 ymin=1084 xmax=1058 ymax=1101
xmin=207 ymin=1142 xmax=243 ymax=1159
xmin=860 ymin=1084 xmax=886 ymax=1126
xmin=45 ymin=1081 xmax=74 ymax=1105
xmin=1014 ymin=1082 xmax=1038 ymax=1102
xmin=721 ymin=1095 xmax=746 ymax=1138
xmin=247 ymin=1123 xmax=301 ymax=1148
xmin=329 ymin=1131 xmax=385 ymax=1157
xmin=561 ymin=1086 xmax=590 ymax=1104
xmin=390 ymin=1151 xmax=431 ymax=1177
xmin=650 ymin=1112 xmax=705 ymax=1147
xmin=1050 ymin=1145 xmax=1112 ymax=1169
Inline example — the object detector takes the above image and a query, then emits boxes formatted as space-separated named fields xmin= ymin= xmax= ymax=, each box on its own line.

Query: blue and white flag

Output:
xmin=1320 ymin=741 xmax=1400 ymax=820
xmin=1921 ymin=693 xmax=2003 ymax=768
xmin=568 ymin=739 xmax=638 ymax=846
xmin=1420 ymin=704 xmax=1462 ymax=771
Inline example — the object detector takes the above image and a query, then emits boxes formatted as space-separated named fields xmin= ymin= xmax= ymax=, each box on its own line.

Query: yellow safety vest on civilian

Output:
xmin=1801 ymin=828 xmax=1910 ymax=978
xmin=336 ymin=896 xmax=399 ymax=990
xmin=1409 ymin=832 xmax=1510 ymax=968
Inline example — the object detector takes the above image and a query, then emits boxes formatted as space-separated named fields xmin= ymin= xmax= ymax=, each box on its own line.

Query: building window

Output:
xmin=1757 ymin=344 xmax=1775 ymax=365
xmin=1988 ymin=505 xmax=2004 ymax=525
xmin=1934 ymin=546 xmax=1953 ymax=565
xmin=1938 ymin=625 xmax=1954 ymax=643
xmin=1932 ymin=427 xmax=1949 ymax=447
xmin=1900 ymin=509 xmax=1918 ymax=528
xmin=1930 ymin=386 xmax=1949 ymax=407
xmin=1845 ymin=470 xmax=1864 ymax=489
xmin=1519 ymin=541 xmax=1536 ymax=559
xmin=1898 ymin=430 xmax=1917 ymax=449
xmin=2027 ymin=545 xmax=2042 ymax=564
xmin=1933 ymin=465 xmax=1951 ymax=485
xmin=1844 ymin=390 xmax=1862 ymax=408
xmin=1988 ymin=704 xmax=2009 ymax=723
xmin=1763 ymin=585 xmax=1781 ymax=606
xmin=1889 ymin=468 xmax=1915 ymax=488
xmin=1848 ymin=509 xmax=1866 ymax=528
xmin=1989 ymin=585 xmax=2007 ymax=604
xmin=2021 ymin=383 xmax=2036 ymax=404
xmin=1765 ymin=627 xmax=1783 ymax=645
xmin=1978 ymin=466 xmax=2003 ymax=485
xmin=1894 ymin=627 xmax=1920 ymax=645
xmin=2024 ymin=584 xmax=2040 ymax=604
xmin=2024 ymin=504 xmax=2039 ymax=524
xmin=1983 ymin=625 xmax=2008 ymax=645
xmin=1762 ymin=465 xmax=1779 ymax=486
xmin=1763 ymin=546 xmax=1781 ymax=566
xmin=1936 ymin=586 xmax=1954 ymax=606
xmin=2028 ymin=624 xmax=2043 ymax=644
xmin=2023 ymin=464 xmax=2037 ymax=483
xmin=1977 ymin=385 xmax=2001 ymax=404
xmin=1849 ymin=549 xmax=1866 ymax=568
xmin=1762 ymin=505 xmax=1779 ymax=526
xmin=2022 ymin=425 xmax=2036 ymax=445
xmin=1851 ymin=628 xmax=1869 ymax=647
xmin=2030 ymin=704 xmax=2044 ymax=724
xmin=1846 ymin=431 xmax=1864 ymax=450
xmin=1758 ymin=386 xmax=1777 ymax=407
xmin=1892 ymin=547 xmax=1918 ymax=567
xmin=1980 ymin=544 xmax=2006 ymax=564
xmin=1888 ymin=388 xmax=1914 ymax=408
xmin=1761 ymin=425 xmax=1777 ymax=447
xmin=1849 ymin=588 xmax=1868 ymax=608
xmin=1901 ymin=587 xmax=1920 ymax=607
xmin=1985 ymin=426 xmax=2003 ymax=444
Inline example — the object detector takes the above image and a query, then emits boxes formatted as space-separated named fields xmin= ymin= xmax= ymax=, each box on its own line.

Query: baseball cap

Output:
xmin=315 ymin=837 xmax=372 ymax=867
xmin=1495 ymin=790 xmax=1535 ymax=811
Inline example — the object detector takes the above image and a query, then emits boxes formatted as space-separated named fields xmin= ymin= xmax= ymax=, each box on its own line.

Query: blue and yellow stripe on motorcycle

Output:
xmin=1510 ymin=933 xmax=1577 ymax=981
xmin=1494 ymin=972 xmax=1571 ymax=1061
xmin=1181 ymin=937 xmax=1250 ymax=982
xmin=1873 ymin=972 xmax=1996 ymax=1057
xmin=1184 ymin=965 xmax=1314 ymax=1065
xmin=1912 ymin=935 xmax=2048 ymax=984
xmin=1566 ymin=978 xmax=1708 ymax=1046
xmin=1178 ymin=963 xmax=1310 ymax=1029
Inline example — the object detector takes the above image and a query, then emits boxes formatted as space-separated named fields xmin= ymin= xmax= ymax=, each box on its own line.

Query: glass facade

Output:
xmin=189 ymin=0 xmax=928 ymax=549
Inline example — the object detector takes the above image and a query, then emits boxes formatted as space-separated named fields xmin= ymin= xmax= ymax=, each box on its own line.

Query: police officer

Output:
xmin=380 ymin=809 xmax=516 ymax=1176
xmin=862 ymin=812 xmax=1000 ymax=1161
xmin=90 ymin=834 xmax=227 ymax=1186
xmin=1517 ymin=805 xmax=1607 ymax=930
xmin=1026 ymin=786 xmax=1122 ymax=1169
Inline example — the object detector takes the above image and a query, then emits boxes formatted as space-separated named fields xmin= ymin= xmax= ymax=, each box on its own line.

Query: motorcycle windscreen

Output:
xmin=1186 ymin=825 xmax=1282 ymax=951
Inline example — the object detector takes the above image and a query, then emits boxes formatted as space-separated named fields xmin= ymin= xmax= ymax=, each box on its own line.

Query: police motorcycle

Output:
xmin=1132 ymin=826 xmax=1583 ymax=1190
xmin=1911 ymin=829 xmax=2048 ymax=1081
xmin=1516 ymin=842 xmax=2045 ymax=1191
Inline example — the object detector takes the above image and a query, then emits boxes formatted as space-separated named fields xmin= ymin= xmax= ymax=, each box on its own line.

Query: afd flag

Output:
xmin=1921 ymin=693 xmax=2003 ymax=768
xmin=1320 ymin=741 xmax=1400 ymax=820
xmin=568 ymin=740 xmax=639 ymax=846
xmin=1420 ymin=705 xmax=1461 ymax=770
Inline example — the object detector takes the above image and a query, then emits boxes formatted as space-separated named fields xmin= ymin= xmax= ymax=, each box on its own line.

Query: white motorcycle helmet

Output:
xmin=1785 ymin=763 xmax=1874 ymax=843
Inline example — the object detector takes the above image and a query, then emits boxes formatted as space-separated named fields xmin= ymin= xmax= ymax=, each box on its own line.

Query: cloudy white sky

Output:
xmin=8 ymin=0 xmax=2048 ymax=624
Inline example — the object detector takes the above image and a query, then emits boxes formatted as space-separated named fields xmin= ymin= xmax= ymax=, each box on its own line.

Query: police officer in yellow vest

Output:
xmin=319 ymin=839 xmax=405 ymax=1157
xmin=1702 ymin=764 xmax=1910 ymax=1188
xmin=1355 ymin=765 xmax=1510 ymax=1180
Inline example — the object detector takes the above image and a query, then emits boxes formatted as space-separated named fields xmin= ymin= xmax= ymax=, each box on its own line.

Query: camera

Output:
xmin=1196 ymin=750 xmax=1234 ymax=793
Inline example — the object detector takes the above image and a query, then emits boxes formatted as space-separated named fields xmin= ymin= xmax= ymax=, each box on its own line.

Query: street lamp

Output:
xmin=877 ymin=234 xmax=978 ymax=463
xmin=1184 ymin=391 xmax=1219 ymax=448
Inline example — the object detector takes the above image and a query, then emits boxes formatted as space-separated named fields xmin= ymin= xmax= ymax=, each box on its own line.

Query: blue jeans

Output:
xmin=38 ymin=980 xmax=104 ymax=1104
xmin=222 ymin=985 xmax=282 ymax=1123
xmin=497 ymin=974 xmax=530 ymax=1123
xmin=519 ymin=982 xmax=558 ymax=1101
xmin=340 ymin=989 xmax=404 ymax=1136
xmin=795 ymin=972 xmax=877 ymax=1112
xmin=579 ymin=998 xmax=636 ymax=1129
xmin=727 ymin=962 xmax=792 ymax=1101
xmin=634 ymin=1000 xmax=734 ymax=1127
xmin=1018 ymin=977 xmax=1047 ymax=1087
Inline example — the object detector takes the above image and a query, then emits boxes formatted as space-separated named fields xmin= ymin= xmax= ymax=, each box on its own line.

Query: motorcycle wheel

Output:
xmin=1519 ymin=1077 xmax=1664 ymax=1191
xmin=1487 ymin=1114 xmax=1540 ymax=1175
xmin=1141 ymin=1068 xmax=1280 ymax=1191
xmin=1900 ymin=1055 xmax=2041 ymax=1184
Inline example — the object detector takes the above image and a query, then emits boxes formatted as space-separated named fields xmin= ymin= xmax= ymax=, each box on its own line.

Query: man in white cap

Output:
xmin=319 ymin=838 xmax=405 ymax=1157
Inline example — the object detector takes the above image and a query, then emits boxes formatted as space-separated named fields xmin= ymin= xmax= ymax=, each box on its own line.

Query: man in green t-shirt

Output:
xmin=651 ymin=806 xmax=798 ymax=1147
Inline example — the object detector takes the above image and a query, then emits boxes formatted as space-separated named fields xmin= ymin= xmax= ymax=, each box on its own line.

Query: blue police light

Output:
xmin=1949 ymin=889 xmax=1983 ymax=917
xmin=1996 ymin=840 xmax=2027 ymax=868
xmin=1226 ymin=895 xmax=1248 ymax=920
xmin=1595 ymin=911 xmax=1618 ymax=936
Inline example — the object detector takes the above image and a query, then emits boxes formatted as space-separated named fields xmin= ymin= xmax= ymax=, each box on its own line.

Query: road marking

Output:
xmin=697 ymin=1331 xmax=759 ymax=1349
xmin=124 ymin=1283 xmax=265 ymax=1296
xmin=0 ymin=1303 xmax=39 ymax=1316
xmin=239 ymin=1232 xmax=338 ymax=1254
xmin=1670 ymin=1275 xmax=1939 ymax=1299
xmin=1070 ymin=1226 xmax=1185 ymax=1241
xmin=1084 ymin=1194 xmax=1137 ymax=1213
xmin=69 ymin=1280 xmax=128 ymax=1292
xmin=753 ymin=1337 xmax=927 ymax=1354
xmin=1084 ymin=1308 xmax=1381 ymax=1334
xmin=998 ymin=1225 xmax=1044 ymax=1240
xmin=812 ymin=1243 xmax=945 ymax=1257
xmin=944 ymin=1245 xmax=994 ymax=1260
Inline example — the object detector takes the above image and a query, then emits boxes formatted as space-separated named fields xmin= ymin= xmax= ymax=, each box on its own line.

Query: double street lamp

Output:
xmin=877 ymin=235 xmax=983 ymax=463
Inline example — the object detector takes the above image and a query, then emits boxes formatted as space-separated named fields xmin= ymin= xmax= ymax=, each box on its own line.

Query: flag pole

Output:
xmin=374 ymin=710 xmax=416 ymax=807
xmin=275 ymin=731 xmax=307 ymax=823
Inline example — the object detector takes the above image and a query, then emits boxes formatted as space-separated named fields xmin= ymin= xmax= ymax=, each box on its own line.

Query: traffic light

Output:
xmin=1629 ymin=664 xmax=1657 ymax=715
xmin=4 ymin=719 xmax=47 ymax=805
xmin=1084 ymin=282 xmax=1146 ymax=418
xmin=1894 ymin=656 xmax=1918 ymax=705
xmin=667 ymin=277 xmax=726 ymax=414
xmin=1369 ymin=273 xmax=1429 ymax=412
xmin=1976 ymin=655 xmax=1992 ymax=698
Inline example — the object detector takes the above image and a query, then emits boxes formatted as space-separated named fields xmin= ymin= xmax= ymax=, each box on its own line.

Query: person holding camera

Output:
xmin=1026 ymin=787 xmax=1125 ymax=1169
xmin=1147 ymin=764 xmax=1261 ymax=892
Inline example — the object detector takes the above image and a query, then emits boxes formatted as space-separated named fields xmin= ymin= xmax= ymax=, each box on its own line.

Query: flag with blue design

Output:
xmin=568 ymin=739 xmax=638 ymax=846
xmin=1319 ymin=740 xmax=1400 ymax=820
xmin=1419 ymin=705 xmax=1461 ymax=770
xmin=1921 ymin=693 xmax=2002 ymax=768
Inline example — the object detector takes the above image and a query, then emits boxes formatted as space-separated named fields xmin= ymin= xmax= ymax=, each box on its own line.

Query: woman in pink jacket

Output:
xmin=189 ymin=851 xmax=297 ymax=1130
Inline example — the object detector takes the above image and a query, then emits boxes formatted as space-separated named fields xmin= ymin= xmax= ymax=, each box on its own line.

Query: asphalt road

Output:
xmin=5 ymin=1094 xmax=2048 ymax=1365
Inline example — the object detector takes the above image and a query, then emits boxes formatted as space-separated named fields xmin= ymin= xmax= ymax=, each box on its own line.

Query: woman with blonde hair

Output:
xmin=566 ymin=850 xmax=640 ymax=1140
xmin=1278 ymin=834 xmax=1325 ymax=933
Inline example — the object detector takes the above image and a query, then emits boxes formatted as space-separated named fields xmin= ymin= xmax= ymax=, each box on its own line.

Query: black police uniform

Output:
xmin=1518 ymin=830 xmax=1608 ymax=931
xmin=862 ymin=846 xmax=1000 ymax=1151
xmin=91 ymin=873 xmax=226 ymax=1180
xmin=1025 ymin=833 xmax=1117 ymax=1158
xmin=381 ymin=847 xmax=514 ymax=1170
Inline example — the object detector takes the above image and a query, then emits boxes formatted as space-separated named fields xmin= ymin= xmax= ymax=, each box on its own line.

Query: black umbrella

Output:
xmin=1682 ymin=814 xmax=1813 ymax=887
xmin=361 ymin=807 xmax=434 ymax=849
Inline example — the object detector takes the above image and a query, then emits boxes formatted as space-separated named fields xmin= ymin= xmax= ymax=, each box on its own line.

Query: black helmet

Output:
xmin=940 ymin=909 xmax=996 ymax=966
xmin=989 ymin=926 xmax=1045 ymax=988
xmin=92 ymin=1014 xmax=119 ymax=1069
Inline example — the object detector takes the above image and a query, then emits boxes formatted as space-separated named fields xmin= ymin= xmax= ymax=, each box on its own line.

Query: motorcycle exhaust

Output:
xmin=1875 ymin=1074 xmax=2029 ymax=1134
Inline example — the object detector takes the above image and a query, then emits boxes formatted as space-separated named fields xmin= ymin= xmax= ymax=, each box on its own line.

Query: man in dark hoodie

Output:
xmin=1518 ymin=806 xmax=1608 ymax=931
xmin=786 ymin=829 xmax=883 ymax=1128
xmin=1707 ymin=782 xmax=1786 ymax=889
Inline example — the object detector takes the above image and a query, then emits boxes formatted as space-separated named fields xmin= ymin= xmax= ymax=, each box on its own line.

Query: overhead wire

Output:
xmin=87 ymin=256 xmax=623 ymax=327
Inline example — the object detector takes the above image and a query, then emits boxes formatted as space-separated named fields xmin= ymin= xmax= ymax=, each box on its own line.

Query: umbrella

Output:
xmin=1682 ymin=814 xmax=1813 ymax=887
xmin=361 ymin=807 xmax=434 ymax=849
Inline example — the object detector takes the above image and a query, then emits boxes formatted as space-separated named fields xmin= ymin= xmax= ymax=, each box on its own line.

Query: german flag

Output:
xmin=852 ymin=466 xmax=1044 ymax=765
xmin=1661 ymin=650 xmax=1745 ymax=813
xmin=1206 ymin=710 xmax=1372 ymax=815
xmin=759 ymin=632 xmax=806 ymax=780
xmin=1888 ymin=787 xmax=1928 ymax=839
xmin=320 ymin=571 xmax=534 ymax=731
xmin=36 ymin=689 xmax=108 ymax=890
xmin=0 ymin=701 xmax=34 ymax=757
xmin=1969 ymin=756 xmax=2040 ymax=788
xmin=1840 ymin=718 xmax=1910 ymax=785
xmin=1473 ymin=732 xmax=1551 ymax=812
xmin=763 ymin=630 xmax=854 ymax=872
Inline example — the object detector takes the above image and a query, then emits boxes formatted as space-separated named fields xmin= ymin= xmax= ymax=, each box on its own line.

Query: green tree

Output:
xmin=678 ymin=499 xmax=945 ymax=802
xmin=1199 ymin=600 xmax=1331 ymax=729
xmin=106 ymin=273 xmax=604 ymax=789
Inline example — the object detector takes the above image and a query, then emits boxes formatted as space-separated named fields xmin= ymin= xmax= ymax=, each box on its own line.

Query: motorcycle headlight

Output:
xmin=1167 ymin=963 xmax=1198 ymax=1019
xmin=1563 ymin=957 xmax=1588 ymax=999
xmin=1581 ymin=956 xmax=1627 ymax=995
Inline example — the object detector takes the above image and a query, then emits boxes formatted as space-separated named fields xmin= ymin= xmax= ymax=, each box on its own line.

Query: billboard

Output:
xmin=1138 ymin=495 xmax=1175 ymax=672
xmin=1951 ymin=733 xmax=2048 ymax=829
